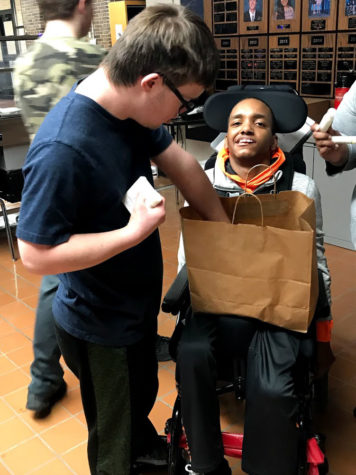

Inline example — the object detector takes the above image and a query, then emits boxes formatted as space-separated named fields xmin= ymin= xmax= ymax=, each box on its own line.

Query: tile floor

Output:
xmin=0 ymin=185 xmax=355 ymax=474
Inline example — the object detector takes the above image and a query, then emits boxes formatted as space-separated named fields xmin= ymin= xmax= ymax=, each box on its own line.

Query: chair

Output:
xmin=0 ymin=167 xmax=23 ymax=261
xmin=162 ymin=265 xmax=329 ymax=475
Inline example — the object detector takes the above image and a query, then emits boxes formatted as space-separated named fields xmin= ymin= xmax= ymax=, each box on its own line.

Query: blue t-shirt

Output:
xmin=17 ymin=86 xmax=172 ymax=346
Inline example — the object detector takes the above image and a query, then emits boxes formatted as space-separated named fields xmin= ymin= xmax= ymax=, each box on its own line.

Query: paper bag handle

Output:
xmin=244 ymin=163 xmax=277 ymax=196
xmin=232 ymin=193 xmax=264 ymax=226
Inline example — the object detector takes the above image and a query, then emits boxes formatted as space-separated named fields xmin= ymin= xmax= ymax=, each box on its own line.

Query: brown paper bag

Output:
xmin=180 ymin=191 xmax=319 ymax=333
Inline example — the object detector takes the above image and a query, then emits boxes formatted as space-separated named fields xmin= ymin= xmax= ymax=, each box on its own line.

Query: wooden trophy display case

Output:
xmin=335 ymin=32 xmax=356 ymax=85
xmin=205 ymin=0 xmax=239 ymax=36
xmin=268 ymin=35 xmax=300 ymax=90
xmin=269 ymin=0 xmax=301 ymax=34
xmin=240 ymin=36 xmax=268 ymax=84
xmin=215 ymin=37 xmax=240 ymax=90
xmin=338 ymin=0 xmax=356 ymax=30
xmin=301 ymin=0 xmax=337 ymax=32
xmin=300 ymin=33 xmax=336 ymax=97
xmin=239 ymin=0 xmax=268 ymax=34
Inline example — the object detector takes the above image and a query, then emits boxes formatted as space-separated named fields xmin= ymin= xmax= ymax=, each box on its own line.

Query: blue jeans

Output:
xmin=27 ymin=274 xmax=64 ymax=403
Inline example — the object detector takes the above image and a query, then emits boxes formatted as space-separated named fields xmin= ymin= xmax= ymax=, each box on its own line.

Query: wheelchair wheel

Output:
xmin=165 ymin=397 xmax=187 ymax=475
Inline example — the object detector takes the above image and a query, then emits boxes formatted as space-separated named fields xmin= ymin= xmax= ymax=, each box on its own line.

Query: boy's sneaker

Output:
xmin=27 ymin=381 xmax=67 ymax=419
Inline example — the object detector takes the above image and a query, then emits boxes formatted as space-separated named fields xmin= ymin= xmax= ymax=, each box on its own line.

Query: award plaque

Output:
xmin=215 ymin=37 xmax=240 ymax=90
xmin=300 ymin=33 xmax=336 ymax=97
xmin=335 ymin=33 xmax=356 ymax=87
xmin=239 ymin=36 xmax=268 ymax=84
xmin=269 ymin=35 xmax=299 ymax=90
xmin=206 ymin=0 xmax=239 ymax=36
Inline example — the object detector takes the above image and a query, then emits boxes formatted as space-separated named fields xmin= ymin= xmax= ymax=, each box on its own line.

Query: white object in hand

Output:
xmin=317 ymin=108 xmax=336 ymax=132
xmin=331 ymin=136 xmax=356 ymax=144
xmin=123 ymin=176 xmax=163 ymax=213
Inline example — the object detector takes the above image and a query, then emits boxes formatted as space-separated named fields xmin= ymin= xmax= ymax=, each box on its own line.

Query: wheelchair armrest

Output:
xmin=161 ymin=264 xmax=190 ymax=315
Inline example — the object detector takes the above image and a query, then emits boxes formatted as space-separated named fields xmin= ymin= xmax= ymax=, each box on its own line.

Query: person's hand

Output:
xmin=314 ymin=341 xmax=336 ymax=379
xmin=311 ymin=123 xmax=349 ymax=167
xmin=127 ymin=194 xmax=166 ymax=244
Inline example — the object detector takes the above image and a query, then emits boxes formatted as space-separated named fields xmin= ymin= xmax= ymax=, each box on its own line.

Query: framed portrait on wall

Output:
xmin=269 ymin=0 xmax=300 ymax=32
xmin=240 ymin=0 xmax=267 ymax=33
xmin=274 ymin=0 xmax=295 ymax=20
xmin=308 ymin=0 xmax=330 ymax=18
xmin=339 ymin=0 xmax=356 ymax=29
xmin=302 ymin=0 xmax=336 ymax=31
xmin=243 ymin=0 xmax=263 ymax=21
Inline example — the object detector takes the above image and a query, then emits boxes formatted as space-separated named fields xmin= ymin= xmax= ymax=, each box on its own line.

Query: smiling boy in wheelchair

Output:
xmin=173 ymin=87 xmax=335 ymax=475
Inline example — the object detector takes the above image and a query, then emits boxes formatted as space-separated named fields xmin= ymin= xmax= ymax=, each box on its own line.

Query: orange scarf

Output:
xmin=217 ymin=146 xmax=286 ymax=193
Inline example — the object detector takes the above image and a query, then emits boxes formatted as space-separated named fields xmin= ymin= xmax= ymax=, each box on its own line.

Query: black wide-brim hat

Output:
xmin=203 ymin=85 xmax=308 ymax=134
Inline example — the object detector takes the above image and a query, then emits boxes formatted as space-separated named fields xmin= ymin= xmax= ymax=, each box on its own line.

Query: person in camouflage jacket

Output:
xmin=13 ymin=0 xmax=106 ymax=418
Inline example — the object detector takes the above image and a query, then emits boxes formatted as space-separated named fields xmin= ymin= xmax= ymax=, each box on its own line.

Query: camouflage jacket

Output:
xmin=13 ymin=36 xmax=106 ymax=141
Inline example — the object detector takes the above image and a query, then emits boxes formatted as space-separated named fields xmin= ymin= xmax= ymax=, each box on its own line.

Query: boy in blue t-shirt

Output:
xmin=16 ymin=5 xmax=228 ymax=474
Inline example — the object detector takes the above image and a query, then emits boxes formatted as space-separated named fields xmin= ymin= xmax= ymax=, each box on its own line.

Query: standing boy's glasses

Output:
xmin=160 ymin=74 xmax=197 ymax=115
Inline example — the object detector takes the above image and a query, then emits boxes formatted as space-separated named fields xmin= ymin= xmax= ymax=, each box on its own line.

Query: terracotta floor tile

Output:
xmin=20 ymin=325 xmax=35 ymax=340
xmin=1 ymin=437 xmax=55 ymax=474
xmin=0 ymin=318 xmax=15 ymax=338
xmin=75 ymin=410 xmax=86 ymax=426
xmin=62 ymin=442 xmax=90 ymax=475
xmin=19 ymin=405 xmax=74 ymax=433
xmin=0 ymin=300 xmax=35 ymax=324
xmin=21 ymin=293 xmax=39 ymax=310
xmin=40 ymin=417 xmax=87 ymax=453
xmin=159 ymin=360 xmax=176 ymax=373
xmin=0 ymin=356 xmax=17 ymax=375
xmin=158 ymin=318 xmax=176 ymax=339
xmin=0 ymin=291 xmax=15 ymax=308
xmin=30 ymin=457 xmax=74 ymax=474
xmin=0 ymin=330 xmax=31 ymax=354
xmin=157 ymin=367 xmax=176 ymax=398
xmin=0 ymin=416 xmax=34 ymax=452
xmin=149 ymin=400 xmax=173 ymax=435
xmin=0 ymin=275 xmax=39 ymax=300
xmin=160 ymin=388 xmax=178 ymax=408
xmin=3 ymin=386 xmax=27 ymax=415
xmin=0 ymin=459 xmax=12 ymax=474
xmin=0 ymin=368 xmax=30 ymax=396
xmin=0 ymin=399 xmax=16 ymax=423
xmin=7 ymin=344 xmax=33 ymax=367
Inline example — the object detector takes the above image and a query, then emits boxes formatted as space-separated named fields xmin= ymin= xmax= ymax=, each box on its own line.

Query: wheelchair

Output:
xmin=162 ymin=264 xmax=329 ymax=475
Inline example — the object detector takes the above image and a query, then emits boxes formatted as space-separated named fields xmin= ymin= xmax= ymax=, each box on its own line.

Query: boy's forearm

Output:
xmin=18 ymin=228 xmax=138 ymax=274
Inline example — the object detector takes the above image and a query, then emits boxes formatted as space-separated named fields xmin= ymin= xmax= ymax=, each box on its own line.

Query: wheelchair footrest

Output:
xmin=177 ymin=431 xmax=243 ymax=458
xmin=222 ymin=432 xmax=243 ymax=458
xmin=307 ymin=437 xmax=325 ymax=475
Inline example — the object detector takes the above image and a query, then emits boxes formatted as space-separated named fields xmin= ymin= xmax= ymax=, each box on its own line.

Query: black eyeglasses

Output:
xmin=160 ymin=74 xmax=196 ymax=115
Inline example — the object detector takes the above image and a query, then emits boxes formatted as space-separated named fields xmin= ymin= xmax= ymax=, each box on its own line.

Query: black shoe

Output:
xmin=135 ymin=435 xmax=168 ymax=468
xmin=27 ymin=381 xmax=67 ymax=419
xmin=186 ymin=458 xmax=232 ymax=475
xmin=208 ymin=459 xmax=231 ymax=475
xmin=156 ymin=335 xmax=172 ymax=362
